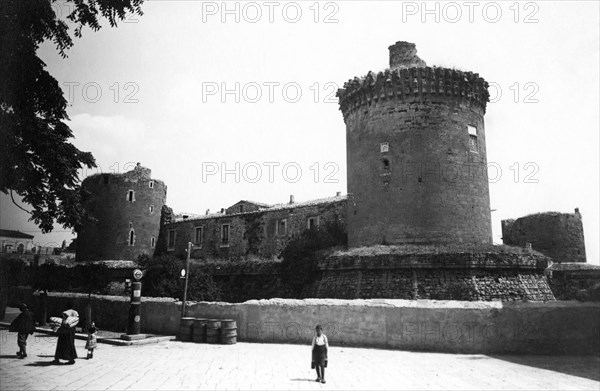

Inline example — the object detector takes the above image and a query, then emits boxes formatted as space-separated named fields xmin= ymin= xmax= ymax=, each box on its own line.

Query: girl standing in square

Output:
xmin=311 ymin=325 xmax=328 ymax=384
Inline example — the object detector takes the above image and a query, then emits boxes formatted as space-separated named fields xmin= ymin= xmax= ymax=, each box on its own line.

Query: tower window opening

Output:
xmin=149 ymin=181 xmax=154 ymax=189
xmin=382 ymin=158 xmax=390 ymax=170
xmin=467 ymin=125 xmax=478 ymax=153
xmin=128 ymin=230 xmax=135 ymax=246
xmin=150 ymin=237 xmax=155 ymax=248
xmin=149 ymin=205 xmax=154 ymax=214
xmin=127 ymin=190 xmax=135 ymax=202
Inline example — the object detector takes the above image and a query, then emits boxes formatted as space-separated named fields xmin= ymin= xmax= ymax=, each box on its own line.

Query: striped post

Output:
xmin=127 ymin=281 xmax=142 ymax=335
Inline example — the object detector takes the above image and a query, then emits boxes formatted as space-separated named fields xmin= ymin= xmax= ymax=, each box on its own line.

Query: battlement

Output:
xmin=337 ymin=66 xmax=490 ymax=120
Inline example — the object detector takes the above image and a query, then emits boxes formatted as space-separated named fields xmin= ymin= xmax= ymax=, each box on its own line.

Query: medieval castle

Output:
xmin=76 ymin=42 xmax=594 ymax=301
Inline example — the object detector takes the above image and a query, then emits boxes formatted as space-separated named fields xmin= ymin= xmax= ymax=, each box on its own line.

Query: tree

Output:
xmin=0 ymin=0 xmax=145 ymax=233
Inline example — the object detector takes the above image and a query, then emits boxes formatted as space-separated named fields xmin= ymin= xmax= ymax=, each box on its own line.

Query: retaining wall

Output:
xmin=22 ymin=291 xmax=600 ymax=355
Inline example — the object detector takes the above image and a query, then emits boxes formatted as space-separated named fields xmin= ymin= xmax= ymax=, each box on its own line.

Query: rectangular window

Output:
xmin=194 ymin=226 xmax=203 ymax=245
xmin=149 ymin=181 xmax=154 ymax=189
xmin=307 ymin=217 xmax=319 ymax=230
xmin=129 ymin=230 xmax=135 ymax=246
xmin=467 ymin=125 xmax=478 ymax=153
xmin=149 ymin=205 xmax=154 ymax=214
xmin=221 ymin=224 xmax=230 ymax=245
xmin=168 ymin=230 xmax=176 ymax=247
xmin=276 ymin=219 xmax=288 ymax=236
xmin=127 ymin=190 xmax=135 ymax=202
xmin=151 ymin=237 xmax=155 ymax=248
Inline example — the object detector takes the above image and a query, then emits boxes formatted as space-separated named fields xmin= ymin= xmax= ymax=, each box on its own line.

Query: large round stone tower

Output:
xmin=76 ymin=163 xmax=167 ymax=261
xmin=338 ymin=41 xmax=492 ymax=247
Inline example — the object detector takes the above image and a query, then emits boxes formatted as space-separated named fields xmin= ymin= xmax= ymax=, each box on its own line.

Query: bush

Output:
xmin=280 ymin=220 xmax=347 ymax=296
xmin=140 ymin=255 xmax=221 ymax=301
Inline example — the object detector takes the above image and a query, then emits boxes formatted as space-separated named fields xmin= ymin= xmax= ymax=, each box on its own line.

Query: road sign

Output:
xmin=133 ymin=269 xmax=143 ymax=280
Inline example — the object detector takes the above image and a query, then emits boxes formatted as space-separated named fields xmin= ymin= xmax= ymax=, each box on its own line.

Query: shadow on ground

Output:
xmin=489 ymin=355 xmax=600 ymax=382
xmin=24 ymin=361 xmax=57 ymax=367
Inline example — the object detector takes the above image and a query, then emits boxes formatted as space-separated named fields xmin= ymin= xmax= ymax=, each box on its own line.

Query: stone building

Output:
xmin=76 ymin=163 xmax=167 ymax=261
xmin=0 ymin=229 xmax=34 ymax=254
xmin=501 ymin=208 xmax=587 ymax=263
xmin=338 ymin=41 xmax=492 ymax=247
xmin=155 ymin=194 xmax=346 ymax=260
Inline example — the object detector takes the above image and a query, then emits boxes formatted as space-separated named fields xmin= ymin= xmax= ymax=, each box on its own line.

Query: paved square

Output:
xmin=1 ymin=327 xmax=598 ymax=390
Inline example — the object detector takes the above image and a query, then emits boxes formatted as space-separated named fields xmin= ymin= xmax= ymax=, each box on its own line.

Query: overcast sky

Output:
xmin=2 ymin=0 xmax=598 ymax=264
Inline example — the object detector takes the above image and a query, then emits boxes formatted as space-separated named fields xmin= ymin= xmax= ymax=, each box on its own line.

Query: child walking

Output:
xmin=311 ymin=325 xmax=328 ymax=384
xmin=85 ymin=322 xmax=97 ymax=359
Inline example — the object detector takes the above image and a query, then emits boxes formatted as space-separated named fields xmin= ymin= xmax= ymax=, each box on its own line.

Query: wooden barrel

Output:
xmin=206 ymin=319 xmax=221 ymax=344
xmin=220 ymin=319 xmax=237 ymax=345
xmin=192 ymin=318 xmax=208 ymax=343
xmin=178 ymin=317 xmax=194 ymax=342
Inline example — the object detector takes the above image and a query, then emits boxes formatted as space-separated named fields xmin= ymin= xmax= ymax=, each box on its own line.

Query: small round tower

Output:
xmin=76 ymin=163 xmax=167 ymax=261
xmin=338 ymin=41 xmax=492 ymax=247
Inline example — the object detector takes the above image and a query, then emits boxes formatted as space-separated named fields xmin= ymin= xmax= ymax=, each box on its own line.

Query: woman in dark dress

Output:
xmin=53 ymin=310 xmax=78 ymax=364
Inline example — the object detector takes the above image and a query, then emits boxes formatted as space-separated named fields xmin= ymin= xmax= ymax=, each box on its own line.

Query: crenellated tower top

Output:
xmin=337 ymin=42 xmax=490 ymax=120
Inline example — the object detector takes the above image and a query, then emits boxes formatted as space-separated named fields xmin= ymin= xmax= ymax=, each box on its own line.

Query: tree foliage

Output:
xmin=0 ymin=0 xmax=144 ymax=232
xmin=140 ymin=255 xmax=221 ymax=302
xmin=280 ymin=220 xmax=347 ymax=296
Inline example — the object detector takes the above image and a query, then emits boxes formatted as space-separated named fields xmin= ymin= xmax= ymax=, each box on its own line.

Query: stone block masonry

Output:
xmin=316 ymin=246 xmax=555 ymax=302
xmin=77 ymin=163 xmax=167 ymax=261
xmin=338 ymin=42 xmax=492 ymax=247
xmin=502 ymin=209 xmax=587 ymax=263
xmin=156 ymin=195 xmax=346 ymax=261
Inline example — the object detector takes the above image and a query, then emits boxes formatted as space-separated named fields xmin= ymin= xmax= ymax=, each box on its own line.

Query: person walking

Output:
xmin=85 ymin=322 xmax=97 ymax=359
xmin=311 ymin=325 xmax=329 ymax=384
xmin=51 ymin=309 xmax=79 ymax=365
xmin=9 ymin=303 xmax=36 ymax=359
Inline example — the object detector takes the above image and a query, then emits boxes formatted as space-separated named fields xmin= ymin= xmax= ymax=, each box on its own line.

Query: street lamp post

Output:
xmin=181 ymin=241 xmax=192 ymax=318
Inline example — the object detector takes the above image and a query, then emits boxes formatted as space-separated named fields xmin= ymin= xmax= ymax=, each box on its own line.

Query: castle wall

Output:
xmin=76 ymin=164 xmax=167 ymax=261
xmin=23 ymin=290 xmax=600 ymax=354
xmin=316 ymin=250 xmax=554 ymax=302
xmin=501 ymin=209 xmax=586 ymax=263
xmin=156 ymin=198 xmax=346 ymax=260
xmin=338 ymin=45 xmax=492 ymax=248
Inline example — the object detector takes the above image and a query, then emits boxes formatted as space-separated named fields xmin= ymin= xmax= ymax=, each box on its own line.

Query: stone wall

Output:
xmin=338 ymin=43 xmax=492 ymax=247
xmin=77 ymin=164 xmax=167 ymax=261
xmin=315 ymin=248 xmax=555 ymax=301
xmin=156 ymin=197 xmax=346 ymax=261
xmin=501 ymin=209 xmax=587 ymax=263
xmin=547 ymin=263 xmax=600 ymax=301
xmin=22 ymin=291 xmax=600 ymax=355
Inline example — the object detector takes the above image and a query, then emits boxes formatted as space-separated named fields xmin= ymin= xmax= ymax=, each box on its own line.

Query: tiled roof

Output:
xmin=173 ymin=195 xmax=347 ymax=223
xmin=0 ymin=229 xmax=34 ymax=239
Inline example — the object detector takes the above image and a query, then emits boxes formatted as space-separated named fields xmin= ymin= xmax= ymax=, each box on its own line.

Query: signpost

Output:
xmin=181 ymin=242 xmax=192 ymax=318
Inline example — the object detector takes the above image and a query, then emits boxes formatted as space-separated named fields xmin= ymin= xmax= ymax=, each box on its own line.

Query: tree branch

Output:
xmin=10 ymin=190 xmax=32 ymax=215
